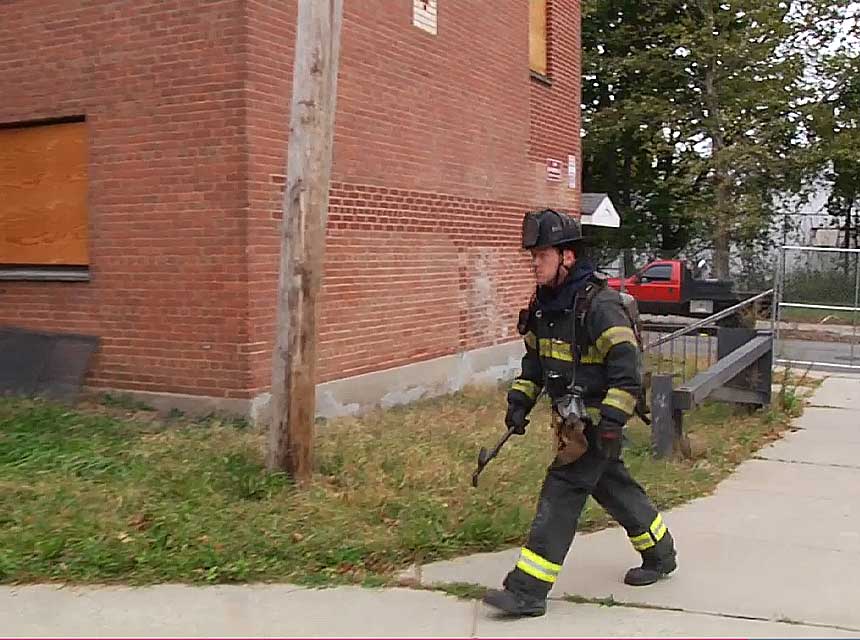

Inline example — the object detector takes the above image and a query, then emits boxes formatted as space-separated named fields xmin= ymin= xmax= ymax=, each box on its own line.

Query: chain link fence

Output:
xmin=774 ymin=245 xmax=860 ymax=369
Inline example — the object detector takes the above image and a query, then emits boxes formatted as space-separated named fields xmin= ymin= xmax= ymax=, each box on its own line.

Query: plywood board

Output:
xmin=0 ymin=121 xmax=89 ymax=265
xmin=529 ymin=0 xmax=547 ymax=75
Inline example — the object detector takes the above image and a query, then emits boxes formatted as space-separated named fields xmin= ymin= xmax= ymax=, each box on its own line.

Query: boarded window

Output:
xmin=529 ymin=0 xmax=548 ymax=76
xmin=0 ymin=120 xmax=89 ymax=266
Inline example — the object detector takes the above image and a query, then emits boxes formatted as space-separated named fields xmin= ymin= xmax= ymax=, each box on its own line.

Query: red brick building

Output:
xmin=0 ymin=1 xmax=582 ymax=417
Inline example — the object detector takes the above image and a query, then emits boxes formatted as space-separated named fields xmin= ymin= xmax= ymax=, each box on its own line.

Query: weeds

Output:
xmin=0 ymin=383 xmax=797 ymax=586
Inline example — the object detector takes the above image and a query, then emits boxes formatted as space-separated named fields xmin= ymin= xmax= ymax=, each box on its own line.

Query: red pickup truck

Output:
xmin=606 ymin=259 xmax=757 ymax=321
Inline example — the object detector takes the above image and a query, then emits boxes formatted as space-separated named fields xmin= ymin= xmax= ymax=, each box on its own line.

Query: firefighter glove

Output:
xmin=505 ymin=402 xmax=529 ymax=435
xmin=597 ymin=419 xmax=623 ymax=460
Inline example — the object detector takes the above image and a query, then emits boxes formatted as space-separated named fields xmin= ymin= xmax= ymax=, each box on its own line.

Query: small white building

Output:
xmin=580 ymin=192 xmax=621 ymax=228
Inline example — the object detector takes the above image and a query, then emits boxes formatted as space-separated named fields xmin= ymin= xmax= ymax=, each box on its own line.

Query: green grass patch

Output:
xmin=564 ymin=593 xmax=620 ymax=607
xmin=99 ymin=392 xmax=154 ymax=413
xmin=430 ymin=582 xmax=489 ymax=600
xmin=0 ymin=384 xmax=797 ymax=586
xmin=781 ymin=307 xmax=859 ymax=325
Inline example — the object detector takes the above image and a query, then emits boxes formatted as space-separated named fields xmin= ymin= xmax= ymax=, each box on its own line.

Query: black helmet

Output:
xmin=521 ymin=209 xmax=584 ymax=250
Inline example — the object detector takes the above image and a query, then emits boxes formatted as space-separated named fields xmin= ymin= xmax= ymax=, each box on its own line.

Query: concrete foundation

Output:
xmin=88 ymin=340 xmax=525 ymax=425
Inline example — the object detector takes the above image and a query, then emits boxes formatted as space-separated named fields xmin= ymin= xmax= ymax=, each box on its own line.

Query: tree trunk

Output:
xmin=713 ymin=229 xmax=731 ymax=280
xmin=703 ymin=37 xmax=731 ymax=280
xmin=623 ymin=249 xmax=636 ymax=278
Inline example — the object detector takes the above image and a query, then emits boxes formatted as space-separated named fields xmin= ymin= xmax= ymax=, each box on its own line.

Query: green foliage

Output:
xmin=582 ymin=1 xmax=847 ymax=276
xmin=807 ymin=16 xmax=860 ymax=249
xmin=783 ymin=264 xmax=860 ymax=307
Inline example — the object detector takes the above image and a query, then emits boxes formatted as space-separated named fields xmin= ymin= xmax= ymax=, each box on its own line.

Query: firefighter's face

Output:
xmin=530 ymin=247 xmax=575 ymax=286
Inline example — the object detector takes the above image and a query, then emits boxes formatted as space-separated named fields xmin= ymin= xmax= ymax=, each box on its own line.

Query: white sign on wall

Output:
xmin=546 ymin=158 xmax=563 ymax=182
xmin=568 ymin=154 xmax=577 ymax=189
xmin=413 ymin=0 xmax=438 ymax=35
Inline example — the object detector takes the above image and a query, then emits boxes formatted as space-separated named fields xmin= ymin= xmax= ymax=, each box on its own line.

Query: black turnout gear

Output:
xmin=491 ymin=253 xmax=677 ymax=613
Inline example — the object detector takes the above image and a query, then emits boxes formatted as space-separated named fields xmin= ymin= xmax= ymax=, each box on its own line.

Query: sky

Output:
xmin=830 ymin=2 xmax=859 ymax=52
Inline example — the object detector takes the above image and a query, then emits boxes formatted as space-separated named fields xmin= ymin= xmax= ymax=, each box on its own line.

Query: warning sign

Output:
xmin=546 ymin=158 xmax=562 ymax=182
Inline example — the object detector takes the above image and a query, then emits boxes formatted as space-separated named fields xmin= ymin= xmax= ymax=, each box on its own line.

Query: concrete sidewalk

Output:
xmin=3 ymin=583 xmax=854 ymax=638
xmin=420 ymin=374 xmax=860 ymax=636
xmin=4 ymin=375 xmax=860 ymax=638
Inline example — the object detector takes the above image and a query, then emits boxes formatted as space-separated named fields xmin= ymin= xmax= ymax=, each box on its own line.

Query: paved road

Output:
xmin=776 ymin=338 xmax=860 ymax=371
xmin=643 ymin=324 xmax=860 ymax=374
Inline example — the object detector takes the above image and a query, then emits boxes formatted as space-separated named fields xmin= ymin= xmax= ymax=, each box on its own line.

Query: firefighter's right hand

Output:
xmin=597 ymin=420 xmax=624 ymax=460
xmin=505 ymin=403 xmax=529 ymax=435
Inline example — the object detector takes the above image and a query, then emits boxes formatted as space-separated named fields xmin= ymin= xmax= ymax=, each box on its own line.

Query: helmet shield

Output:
xmin=522 ymin=212 xmax=542 ymax=249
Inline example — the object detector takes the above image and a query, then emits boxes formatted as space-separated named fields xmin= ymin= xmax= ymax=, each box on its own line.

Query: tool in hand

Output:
xmin=471 ymin=422 xmax=525 ymax=488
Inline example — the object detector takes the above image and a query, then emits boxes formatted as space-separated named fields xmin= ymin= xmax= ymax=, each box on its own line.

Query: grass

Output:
xmin=646 ymin=354 xmax=713 ymax=382
xmin=0 ymin=383 xmax=800 ymax=586
xmin=780 ymin=307 xmax=859 ymax=325
xmin=564 ymin=594 xmax=620 ymax=608
xmin=431 ymin=582 xmax=489 ymax=600
xmin=99 ymin=392 xmax=154 ymax=412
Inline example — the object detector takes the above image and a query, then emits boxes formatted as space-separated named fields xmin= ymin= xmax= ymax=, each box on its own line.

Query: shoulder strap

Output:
xmin=618 ymin=291 xmax=644 ymax=351
xmin=517 ymin=289 xmax=539 ymax=336
xmin=576 ymin=275 xmax=607 ymax=321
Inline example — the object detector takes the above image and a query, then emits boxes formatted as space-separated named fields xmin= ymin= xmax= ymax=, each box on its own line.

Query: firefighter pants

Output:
xmin=504 ymin=425 xmax=670 ymax=597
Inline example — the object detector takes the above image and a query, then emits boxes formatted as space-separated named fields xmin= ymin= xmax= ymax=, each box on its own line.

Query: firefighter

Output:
xmin=482 ymin=209 xmax=677 ymax=618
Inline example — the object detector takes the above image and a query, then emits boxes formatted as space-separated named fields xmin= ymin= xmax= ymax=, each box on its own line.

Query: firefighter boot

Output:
xmin=482 ymin=588 xmax=547 ymax=617
xmin=624 ymin=530 xmax=677 ymax=586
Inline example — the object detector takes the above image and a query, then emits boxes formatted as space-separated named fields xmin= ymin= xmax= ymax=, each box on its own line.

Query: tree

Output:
xmin=582 ymin=1 xmax=833 ymax=279
xmin=810 ymin=23 xmax=860 ymax=255
xmin=582 ymin=1 xmax=701 ymax=271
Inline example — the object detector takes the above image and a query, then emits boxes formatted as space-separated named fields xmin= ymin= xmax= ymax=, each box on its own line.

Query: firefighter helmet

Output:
xmin=521 ymin=209 xmax=584 ymax=250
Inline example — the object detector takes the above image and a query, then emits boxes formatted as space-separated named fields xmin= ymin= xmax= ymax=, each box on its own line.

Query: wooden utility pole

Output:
xmin=267 ymin=0 xmax=344 ymax=481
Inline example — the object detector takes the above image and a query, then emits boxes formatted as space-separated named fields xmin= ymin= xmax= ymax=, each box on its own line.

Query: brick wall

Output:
xmin=314 ymin=183 xmax=528 ymax=383
xmin=1 ymin=0 xmax=583 ymax=401
xmin=244 ymin=0 xmax=297 ymax=395
xmin=0 ymin=0 xmax=251 ymax=398
xmin=529 ymin=0 xmax=582 ymax=201
xmin=245 ymin=1 xmax=583 ymax=394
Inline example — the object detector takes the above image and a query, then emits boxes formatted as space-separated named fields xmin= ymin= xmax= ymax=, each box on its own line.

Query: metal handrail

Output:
xmin=775 ymin=358 xmax=860 ymax=371
xmin=780 ymin=302 xmax=860 ymax=313
xmin=781 ymin=245 xmax=860 ymax=254
xmin=645 ymin=289 xmax=773 ymax=351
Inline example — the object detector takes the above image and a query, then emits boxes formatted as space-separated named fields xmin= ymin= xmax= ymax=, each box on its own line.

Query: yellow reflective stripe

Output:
xmin=520 ymin=547 xmax=562 ymax=573
xmin=538 ymin=338 xmax=573 ymax=362
xmin=630 ymin=514 xmax=668 ymax=551
xmin=650 ymin=515 xmax=667 ymax=541
xmin=604 ymin=388 xmax=636 ymax=415
xmin=596 ymin=326 xmax=637 ymax=358
xmin=516 ymin=559 xmax=557 ymax=583
xmin=516 ymin=547 xmax=561 ymax=584
xmin=511 ymin=379 xmax=539 ymax=401
xmin=580 ymin=346 xmax=603 ymax=364
xmin=629 ymin=532 xmax=654 ymax=551
xmin=524 ymin=332 xmax=538 ymax=350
